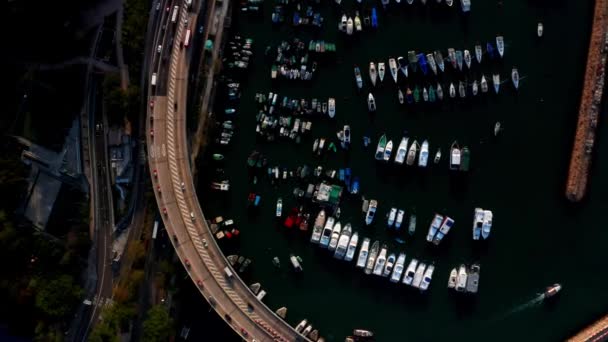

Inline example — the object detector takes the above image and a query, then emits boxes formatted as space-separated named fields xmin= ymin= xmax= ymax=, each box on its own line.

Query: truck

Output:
xmin=151 ymin=72 xmax=157 ymax=86
xmin=171 ymin=5 xmax=179 ymax=23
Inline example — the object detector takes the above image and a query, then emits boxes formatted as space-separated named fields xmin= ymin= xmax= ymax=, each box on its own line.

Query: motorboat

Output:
xmin=339 ymin=14 xmax=347 ymax=32
xmin=449 ymin=141 xmax=461 ymax=170
xmin=427 ymin=53 xmax=437 ymax=75
xmin=496 ymin=35 xmax=505 ymax=58
xmin=398 ymin=89 xmax=405 ymax=104
xmin=346 ymin=17 xmax=354 ymax=35
xmin=328 ymin=98 xmax=336 ymax=118
xmin=449 ymin=82 xmax=456 ymax=98
xmin=387 ymin=207 xmax=397 ymax=227
xmin=412 ymin=262 xmax=427 ymax=288
xmin=406 ymin=87 xmax=413 ymax=104
xmin=319 ymin=216 xmax=335 ymax=248
xmin=351 ymin=176 xmax=360 ymax=194
xmin=390 ymin=253 xmax=406 ymax=283
xmin=432 ymin=216 xmax=455 ymax=245
xmin=375 ymin=134 xmax=387 ymax=160
xmin=344 ymin=231 xmax=359 ymax=262
xmin=407 ymin=51 xmax=418 ymax=72
xmin=371 ymin=7 xmax=378 ymax=28
xmin=481 ymin=210 xmax=493 ymax=239
xmin=356 ymin=237 xmax=370 ymax=268
xmin=474 ymin=44 xmax=482 ymax=64
xmin=492 ymin=73 xmax=500 ymax=94
xmin=318 ymin=138 xmax=326 ymax=155
xmin=455 ymin=264 xmax=468 ymax=292
xmin=369 ymin=62 xmax=377 ymax=86
xmin=296 ymin=319 xmax=308 ymax=333
xmin=447 ymin=268 xmax=457 ymax=288
xmin=426 ymin=213 xmax=444 ymax=242
xmin=419 ymin=264 xmax=435 ymax=291
xmin=276 ymin=198 xmax=283 ymax=217
xmin=397 ymin=56 xmax=408 ymax=78
xmin=428 ymin=85 xmax=436 ymax=102
xmin=413 ymin=87 xmax=420 ymax=103
xmin=418 ymin=140 xmax=429 ymax=167
xmin=446 ymin=0 xmax=453 ymax=6
xmin=383 ymin=140 xmax=393 ymax=162
xmin=455 ymin=50 xmax=464 ymax=71
xmin=494 ymin=122 xmax=501 ymax=136
xmin=302 ymin=325 xmax=313 ymax=336
xmin=378 ymin=62 xmax=386 ymax=82
xmin=436 ymin=83 xmax=444 ymax=100
xmin=545 ymin=284 xmax=562 ymax=298
xmin=353 ymin=329 xmax=374 ymax=338
xmin=341 ymin=125 xmax=351 ymax=149
xmin=472 ymin=208 xmax=484 ymax=240
xmin=389 ymin=58 xmax=399 ymax=83
xmin=460 ymin=0 xmax=470 ymax=12
xmin=381 ymin=0 xmax=389 ymax=7
xmin=402 ymin=258 xmax=418 ymax=285
xmin=368 ymin=93 xmax=377 ymax=112
xmin=383 ymin=253 xmax=396 ymax=277
xmin=395 ymin=137 xmax=409 ymax=164
xmin=372 ymin=244 xmax=388 ymax=276
xmin=365 ymin=199 xmax=378 ymax=225
xmin=511 ymin=67 xmax=520 ymax=90
xmin=328 ymin=221 xmax=342 ymax=251
xmin=447 ymin=48 xmax=457 ymax=69
xmin=364 ymin=240 xmax=380 ymax=275
xmin=434 ymin=50 xmax=445 ymax=72
xmin=460 ymin=146 xmax=470 ymax=171
xmin=334 ymin=223 xmax=352 ymax=258
xmin=354 ymin=14 xmax=362 ymax=32
xmin=354 ymin=66 xmax=363 ymax=89
xmin=395 ymin=210 xmax=405 ymax=230
xmin=472 ymin=80 xmax=479 ymax=96
xmin=422 ymin=87 xmax=429 ymax=102
xmin=463 ymin=49 xmax=472 ymax=69
xmin=434 ymin=148 xmax=441 ymax=164
xmin=406 ymin=140 xmax=419 ymax=166
xmin=310 ymin=210 xmax=326 ymax=243
xmin=417 ymin=53 xmax=428 ymax=75
xmin=480 ymin=75 xmax=488 ymax=93
xmin=408 ymin=214 xmax=416 ymax=235
xmin=466 ymin=263 xmax=480 ymax=293
xmin=458 ymin=81 xmax=466 ymax=98
xmin=537 ymin=22 xmax=544 ymax=37
xmin=486 ymin=42 xmax=495 ymax=59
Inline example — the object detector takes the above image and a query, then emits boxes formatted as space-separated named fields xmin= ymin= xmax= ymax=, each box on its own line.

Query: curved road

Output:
xmin=146 ymin=1 xmax=310 ymax=341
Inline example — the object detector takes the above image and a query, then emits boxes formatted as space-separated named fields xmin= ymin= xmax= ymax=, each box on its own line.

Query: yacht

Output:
xmin=328 ymin=98 xmax=336 ymax=118
xmin=412 ymin=262 xmax=427 ymax=288
xmin=372 ymin=244 xmax=388 ymax=276
xmin=433 ymin=216 xmax=455 ymax=245
xmin=344 ymin=231 xmax=359 ymax=262
xmin=480 ymin=75 xmax=488 ymax=93
xmin=364 ymin=241 xmax=380 ymax=275
xmin=434 ymin=50 xmax=445 ymax=72
xmin=455 ymin=264 xmax=468 ymax=292
xmin=387 ymin=207 xmax=397 ymax=227
xmin=492 ymin=73 xmax=501 ymax=94
xmin=511 ymin=67 xmax=520 ymax=90
xmin=450 ymin=141 xmax=461 ymax=170
xmin=390 ymin=253 xmax=406 ymax=283
xmin=481 ymin=210 xmax=493 ymax=239
xmin=448 ymin=268 xmax=458 ymax=288
xmin=369 ymin=62 xmax=378 ymax=86
xmin=419 ymin=264 xmax=435 ymax=291
xmin=302 ymin=325 xmax=313 ymax=336
xmin=395 ymin=137 xmax=409 ymax=164
xmin=339 ymin=15 xmax=347 ymax=32
xmin=365 ymin=199 xmax=378 ymax=225
xmin=310 ymin=210 xmax=326 ymax=243
xmin=487 ymin=42 xmax=495 ymax=59
xmin=368 ymin=93 xmax=377 ymax=112
xmin=402 ymin=258 xmax=418 ymax=285
xmin=496 ymin=35 xmax=505 ymax=58
xmin=426 ymin=214 xmax=444 ymax=243
xmin=354 ymin=66 xmax=363 ymax=89
xmin=466 ymin=263 xmax=480 ymax=293
xmin=418 ymin=140 xmax=429 ymax=167
xmin=276 ymin=198 xmax=283 ymax=217
xmin=295 ymin=319 xmax=308 ymax=333
xmin=319 ymin=216 xmax=335 ymax=248
xmin=395 ymin=210 xmax=405 ymax=230
xmin=463 ymin=49 xmax=472 ymax=69
xmin=472 ymin=208 xmax=484 ymax=240
xmin=408 ymin=214 xmax=416 ymax=235
xmin=446 ymin=0 xmax=453 ymax=6
xmin=333 ymin=223 xmax=352 ymax=258
xmin=383 ymin=140 xmax=393 ymax=162
xmin=474 ymin=44 xmax=483 ymax=64
xmin=494 ymin=122 xmax=502 ymax=136
xmin=449 ymin=83 xmax=456 ymax=98
xmin=434 ymin=148 xmax=442 ymax=164
xmin=406 ymin=140 xmax=419 ymax=166
xmin=356 ymin=238 xmax=371 ymax=268
xmin=383 ymin=253 xmax=396 ymax=277
xmin=397 ymin=56 xmax=409 ymax=78
xmin=436 ymin=83 xmax=444 ymax=100
xmin=389 ymin=58 xmax=399 ymax=83
xmin=427 ymin=53 xmax=437 ymax=75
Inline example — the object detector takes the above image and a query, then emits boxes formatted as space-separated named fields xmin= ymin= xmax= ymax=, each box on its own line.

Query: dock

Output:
xmin=568 ymin=314 xmax=608 ymax=342
xmin=565 ymin=0 xmax=607 ymax=202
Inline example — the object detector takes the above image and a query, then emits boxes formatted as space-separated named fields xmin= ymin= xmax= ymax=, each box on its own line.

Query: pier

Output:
xmin=568 ymin=314 xmax=608 ymax=342
xmin=565 ymin=0 xmax=607 ymax=202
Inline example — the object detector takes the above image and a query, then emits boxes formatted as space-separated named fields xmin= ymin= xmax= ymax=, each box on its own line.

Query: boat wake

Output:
xmin=499 ymin=293 xmax=545 ymax=319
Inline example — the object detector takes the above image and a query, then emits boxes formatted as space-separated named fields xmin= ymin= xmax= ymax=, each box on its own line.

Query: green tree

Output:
xmin=33 ymin=274 xmax=83 ymax=320
xmin=142 ymin=305 xmax=173 ymax=342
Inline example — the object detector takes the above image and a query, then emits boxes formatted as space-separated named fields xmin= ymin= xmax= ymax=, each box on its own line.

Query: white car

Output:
xmin=157 ymin=45 xmax=162 ymax=53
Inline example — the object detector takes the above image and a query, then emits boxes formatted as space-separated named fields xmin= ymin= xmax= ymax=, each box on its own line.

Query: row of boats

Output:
xmin=254 ymin=92 xmax=337 ymax=118
xmin=338 ymin=10 xmax=378 ymax=35
xmin=271 ymin=5 xmax=324 ymax=28
xmin=337 ymin=0 xmax=471 ymax=12
xmin=447 ymin=263 xmax=480 ymax=293
xmin=267 ymin=39 xmax=336 ymax=81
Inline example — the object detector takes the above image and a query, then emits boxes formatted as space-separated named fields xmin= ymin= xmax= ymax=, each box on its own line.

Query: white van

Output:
xmin=224 ymin=266 xmax=233 ymax=278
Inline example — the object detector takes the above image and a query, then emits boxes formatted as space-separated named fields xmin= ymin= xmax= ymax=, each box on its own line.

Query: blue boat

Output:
xmin=339 ymin=169 xmax=345 ymax=182
xmin=293 ymin=12 xmax=300 ymax=26
xmin=417 ymin=53 xmax=428 ymax=75
xmin=486 ymin=42 xmax=495 ymax=59
xmin=371 ymin=8 xmax=378 ymax=28
xmin=254 ymin=195 xmax=261 ymax=206
xmin=363 ymin=136 xmax=371 ymax=147
xmin=344 ymin=168 xmax=352 ymax=191
xmin=351 ymin=176 xmax=360 ymax=194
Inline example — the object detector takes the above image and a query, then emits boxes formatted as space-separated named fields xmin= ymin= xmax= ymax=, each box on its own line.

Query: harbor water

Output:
xmin=196 ymin=0 xmax=608 ymax=340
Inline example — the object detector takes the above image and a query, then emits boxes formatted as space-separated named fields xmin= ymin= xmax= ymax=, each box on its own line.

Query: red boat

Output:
xmin=284 ymin=208 xmax=299 ymax=228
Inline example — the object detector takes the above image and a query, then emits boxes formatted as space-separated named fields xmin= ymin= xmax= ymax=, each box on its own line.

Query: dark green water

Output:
xmin=197 ymin=1 xmax=608 ymax=340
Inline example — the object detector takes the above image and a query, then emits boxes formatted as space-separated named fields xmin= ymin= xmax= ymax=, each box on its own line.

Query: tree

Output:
xmin=142 ymin=305 xmax=173 ymax=342
xmin=33 ymin=275 xmax=83 ymax=320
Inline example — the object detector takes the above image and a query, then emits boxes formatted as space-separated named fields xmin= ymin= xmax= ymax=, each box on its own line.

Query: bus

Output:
xmin=184 ymin=29 xmax=191 ymax=48
xmin=171 ymin=5 xmax=179 ymax=23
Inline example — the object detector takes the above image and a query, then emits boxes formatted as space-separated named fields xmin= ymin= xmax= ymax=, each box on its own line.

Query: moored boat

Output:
xmin=447 ymin=48 xmax=457 ymax=69
xmin=418 ymin=140 xmax=429 ymax=167
xmin=395 ymin=137 xmax=408 ymax=164
xmin=328 ymin=221 xmax=342 ymax=251
xmin=434 ymin=148 xmax=441 ymax=164
xmin=448 ymin=268 xmax=457 ymax=288
xmin=426 ymin=213 xmax=444 ymax=242
xmin=372 ymin=244 xmax=388 ymax=276
xmin=450 ymin=141 xmax=461 ymax=170
xmin=395 ymin=209 xmax=405 ymax=230
xmin=413 ymin=86 xmax=420 ymax=103
xmin=334 ymin=223 xmax=352 ymax=258
xmin=367 ymin=93 xmax=376 ymax=112
xmin=434 ymin=50 xmax=445 ymax=72
xmin=319 ymin=216 xmax=335 ymax=248
xmin=406 ymin=87 xmax=413 ymax=104
xmin=472 ymin=80 xmax=479 ymax=96
xmin=537 ymin=22 xmax=544 ymax=37
xmin=375 ymin=134 xmax=387 ymax=160
xmin=295 ymin=319 xmax=308 ymax=333
xmin=328 ymin=98 xmax=336 ymax=118
xmin=406 ymin=140 xmax=419 ymax=166
xmin=378 ymin=62 xmax=386 ymax=82
xmin=494 ymin=122 xmax=501 ymax=136
xmin=398 ymin=89 xmax=405 ymax=104
xmin=486 ymin=41 xmax=495 ymax=59
xmin=390 ymin=253 xmax=406 ymax=283
xmin=407 ymin=50 xmax=418 ymax=71
xmin=449 ymin=82 xmax=456 ymax=98
xmin=402 ymin=258 xmax=418 ymax=285
xmin=387 ymin=207 xmax=397 ymax=227
xmin=429 ymin=85 xmax=436 ymax=102
xmin=432 ymin=216 xmax=455 ymax=245
xmin=408 ymin=213 xmax=416 ymax=235
xmin=412 ymin=262 xmax=427 ymax=288
xmin=481 ymin=210 xmax=493 ymax=239
xmin=346 ymin=17 xmax=354 ymax=35
xmin=419 ymin=264 xmax=435 ymax=291
xmin=472 ymin=207 xmax=484 ymax=240
xmin=466 ymin=263 xmax=480 ymax=293
xmin=480 ymin=75 xmax=488 ymax=93
xmin=422 ymin=87 xmax=429 ymax=102
xmin=437 ymin=83 xmax=444 ymax=100
xmin=455 ymin=50 xmax=464 ymax=71
xmin=276 ymin=198 xmax=283 ymax=217
xmin=458 ymin=81 xmax=466 ymax=98
xmin=427 ymin=53 xmax=437 ymax=75
xmin=341 ymin=125 xmax=351 ymax=149
xmin=310 ymin=210 xmax=326 ymax=243
xmin=356 ymin=237 xmax=371 ymax=268
xmin=417 ymin=53 xmax=428 ymax=75
xmin=463 ymin=49 xmax=472 ymax=69
xmin=492 ymin=73 xmax=500 ymax=94
xmin=344 ymin=231 xmax=359 ymax=262
xmin=496 ymin=35 xmax=505 ymax=58
xmin=511 ymin=67 xmax=520 ymax=90
xmin=383 ymin=140 xmax=393 ymax=162
xmin=354 ymin=14 xmax=362 ymax=32
xmin=354 ymin=66 xmax=363 ymax=89
xmin=460 ymin=146 xmax=470 ymax=171
xmin=475 ymin=44 xmax=482 ymax=64
xmin=389 ymin=58 xmax=399 ymax=83
xmin=455 ymin=264 xmax=468 ymax=292
xmin=397 ymin=56 xmax=408 ymax=78
xmin=364 ymin=240 xmax=380 ymax=275
xmin=369 ymin=62 xmax=377 ymax=86
xmin=365 ymin=199 xmax=378 ymax=225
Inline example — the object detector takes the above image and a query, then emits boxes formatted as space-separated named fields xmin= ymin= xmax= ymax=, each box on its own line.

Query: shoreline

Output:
xmin=568 ymin=314 xmax=608 ymax=342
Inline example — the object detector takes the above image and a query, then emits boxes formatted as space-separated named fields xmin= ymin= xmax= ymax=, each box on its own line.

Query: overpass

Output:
xmin=145 ymin=0 xmax=311 ymax=341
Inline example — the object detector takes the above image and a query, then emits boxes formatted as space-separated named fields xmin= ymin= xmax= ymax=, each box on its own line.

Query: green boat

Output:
xmin=429 ymin=86 xmax=436 ymax=102
xmin=213 ymin=153 xmax=224 ymax=161
xmin=375 ymin=134 xmax=387 ymax=160
xmin=413 ymin=86 xmax=420 ymax=103
xmin=247 ymin=151 xmax=259 ymax=167
xmin=460 ymin=147 xmax=471 ymax=172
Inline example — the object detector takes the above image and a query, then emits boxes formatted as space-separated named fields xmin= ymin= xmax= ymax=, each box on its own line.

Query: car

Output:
xmin=155 ymin=2 xmax=160 ymax=10
xmin=184 ymin=18 xmax=188 ymax=26
xmin=157 ymin=186 xmax=162 ymax=194
xmin=190 ymin=212 xmax=195 ymax=221
xmin=240 ymin=328 xmax=248 ymax=337
xmin=157 ymin=45 xmax=162 ymax=53
xmin=163 ymin=208 xmax=167 ymax=215
xmin=166 ymin=6 xmax=170 ymax=12
xmin=150 ymin=129 xmax=154 ymax=137
xmin=153 ymin=169 xmax=158 ymax=178
xmin=181 ymin=182 xmax=185 ymax=191
xmin=184 ymin=259 xmax=191 ymax=267
xmin=149 ymin=99 xmax=154 ymax=108
xmin=196 ymin=279 xmax=203 ymax=287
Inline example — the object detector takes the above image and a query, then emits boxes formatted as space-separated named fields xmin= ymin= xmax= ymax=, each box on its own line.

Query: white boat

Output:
xmin=318 ymin=138 xmax=326 ymax=155
xmin=296 ymin=319 xmax=308 ymax=333
xmin=354 ymin=67 xmax=363 ymax=89
xmin=434 ymin=51 xmax=445 ymax=72
xmin=390 ymin=253 xmax=406 ymax=283
xmin=422 ymin=87 xmax=429 ymax=102
xmin=397 ymin=56 xmax=408 ymax=78
xmin=381 ymin=0 xmax=389 ymax=7
xmin=319 ymin=216 xmax=335 ymax=248
xmin=426 ymin=214 xmax=444 ymax=242
xmin=328 ymin=98 xmax=336 ymax=118
xmin=419 ymin=264 xmax=435 ymax=291
xmin=369 ymin=62 xmax=378 ymax=86
xmin=458 ymin=81 xmax=466 ymax=98
xmin=383 ymin=253 xmax=396 ymax=277
xmin=474 ymin=44 xmax=482 ymax=64
xmin=395 ymin=137 xmax=409 ymax=164
xmin=406 ymin=140 xmax=419 ymax=166
xmin=395 ymin=210 xmax=405 ymax=229
xmin=333 ymin=223 xmax=352 ymax=258
xmin=302 ymin=325 xmax=313 ymax=336
xmin=312 ymin=139 xmax=319 ymax=153
xmin=472 ymin=80 xmax=479 ymax=96
xmin=276 ymin=198 xmax=283 ymax=217
xmin=463 ymin=49 xmax=472 ymax=69
xmin=492 ymin=73 xmax=500 ymax=94
xmin=472 ymin=207 xmax=484 ymax=240
xmin=496 ymin=35 xmax=505 ymax=58
xmin=402 ymin=258 xmax=418 ymax=285
xmin=418 ymin=140 xmax=429 ymax=167
xmin=537 ymin=22 xmax=543 ymax=37
xmin=364 ymin=241 xmax=380 ymax=275
xmin=398 ymin=89 xmax=404 ymax=104
xmin=408 ymin=214 xmax=416 ymax=235
xmin=446 ymin=0 xmax=453 ymax=6
xmin=346 ymin=17 xmax=354 ymax=35
xmin=436 ymin=83 xmax=444 ymax=100
xmin=372 ymin=244 xmax=388 ymax=276
xmin=511 ymin=67 xmax=519 ymax=90
xmin=356 ymin=237 xmax=370 ymax=268
xmin=310 ymin=210 xmax=326 ymax=243
xmin=481 ymin=210 xmax=493 ymax=239
xmin=447 ymin=268 xmax=458 ymax=288
xmin=339 ymin=15 xmax=347 ymax=32
xmin=354 ymin=15 xmax=362 ymax=32
xmin=450 ymin=141 xmax=461 ymax=170
xmin=460 ymin=0 xmax=470 ymax=12
xmin=387 ymin=207 xmax=397 ymax=227
xmin=494 ymin=122 xmax=501 ymax=136
xmin=426 ymin=53 xmax=437 ymax=75
xmin=365 ymin=199 xmax=377 ymax=225
xmin=480 ymin=75 xmax=488 ymax=93
xmin=341 ymin=125 xmax=351 ymax=149
xmin=344 ymin=231 xmax=359 ymax=262
xmin=433 ymin=216 xmax=455 ymax=245
xmin=455 ymin=264 xmax=468 ymax=292
xmin=378 ymin=62 xmax=386 ymax=82
xmin=449 ymin=82 xmax=456 ymax=98
xmin=328 ymin=221 xmax=342 ymax=251
xmin=383 ymin=140 xmax=393 ymax=162
xmin=412 ymin=262 xmax=427 ymax=288
xmin=434 ymin=148 xmax=441 ymax=164
xmin=389 ymin=58 xmax=398 ymax=83
xmin=367 ymin=93 xmax=376 ymax=112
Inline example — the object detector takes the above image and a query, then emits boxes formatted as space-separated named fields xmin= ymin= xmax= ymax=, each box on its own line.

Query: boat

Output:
xmin=486 ymin=42 xmax=495 ymax=59
xmin=353 ymin=329 xmax=374 ymax=338
xmin=422 ymin=87 xmax=429 ymax=102
xmin=446 ymin=0 xmax=453 ymax=5
xmin=426 ymin=213 xmax=444 ymax=242
xmin=389 ymin=58 xmax=398 ymax=83
xmin=455 ymin=264 xmax=468 ymax=292
xmin=432 ymin=216 xmax=455 ymax=245
xmin=213 ymin=153 xmax=225 ymax=161
xmin=354 ymin=67 xmax=363 ymax=89
xmin=496 ymin=35 xmax=505 ymax=58
xmin=354 ymin=14 xmax=362 ymax=32
xmin=328 ymin=221 xmax=342 ymax=251
xmin=492 ymin=73 xmax=500 ymax=94
xmin=429 ymin=86 xmax=436 ymax=103
xmin=344 ymin=231 xmax=359 ymax=262
xmin=367 ymin=93 xmax=377 ymax=112
xmin=369 ymin=62 xmax=378 ymax=86
xmin=494 ymin=122 xmax=501 ymax=136
xmin=319 ymin=216 xmax=335 ymax=248
xmin=383 ymin=140 xmax=393 ymax=162
xmin=378 ymin=62 xmax=386 ymax=82
xmin=406 ymin=140 xmax=419 ymax=166
xmin=463 ymin=49 xmax=472 ymax=69
xmin=474 ymin=44 xmax=482 ymax=64
xmin=427 ymin=53 xmax=437 ymax=75
xmin=407 ymin=51 xmax=418 ymax=72
xmin=356 ymin=237 xmax=371 ymax=268
xmin=375 ymin=134 xmax=387 ymax=160
xmin=302 ymin=325 xmax=313 ymax=336
xmin=413 ymin=87 xmax=420 ymax=103
xmin=390 ymin=253 xmax=406 ymax=283
xmin=318 ymin=138 xmax=326 ymax=155
xmin=351 ymin=176 xmax=360 ymax=194
xmin=364 ymin=241 xmax=380 ymax=275
xmin=383 ymin=253 xmax=396 ymax=277
xmin=472 ymin=80 xmax=479 ymax=96
xmin=472 ymin=207 xmax=484 ymax=240
xmin=537 ymin=22 xmax=544 ymax=37
xmin=449 ymin=142 xmax=461 ymax=170
xmin=276 ymin=198 xmax=283 ymax=217
xmin=371 ymin=7 xmax=378 ymax=28
xmin=481 ymin=210 xmax=493 ymax=239
xmin=458 ymin=81 xmax=466 ymax=98
xmin=455 ymin=50 xmax=463 ymax=71
xmin=447 ymin=48 xmax=457 ymax=69
xmin=408 ymin=214 xmax=416 ymax=235
xmin=397 ymin=56 xmax=408 ymax=78
xmin=412 ymin=262 xmax=427 ymax=288
xmin=447 ymin=268 xmax=457 ymax=288
xmin=481 ymin=75 xmax=488 ymax=93
xmin=365 ymin=199 xmax=378 ymax=225
xmin=511 ymin=67 xmax=520 ymax=90
xmin=417 ymin=53 xmax=428 ymax=75
xmin=545 ymin=284 xmax=562 ymax=298
xmin=340 ymin=15 xmax=347 ymax=32
xmin=381 ymin=0 xmax=389 ymax=7
xmin=310 ymin=210 xmax=326 ymax=243
xmin=460 ymin=0 xmax=470 ymax=12
xmin=387 ymin=207 xmax=397 ymax=227
xmin=434 ymin=50 xmax=445 ymax=72
xmin=402 ymin=258 xmax=418 ymax=285
xmin=372 ymin=244 xmax=388 ymax=276
xmin=434 ymin=148 xmax=441 ymax=164
xmin=418 ymin=140 xmax=429 ymax=167
xmin=334 ymin=223 xmax=352 ymax=258
xmin=395 ymin=210 xmax=405 ymax=230
xmin=398 ymin=89 xmax=405 ymax=104
xmin=346 ymin=17 xmax=354 ymax=35
xmin=395 ymin=137 xmax=409 ymax=164
xmin=436 ymin=83 xmax=444 ymax=100
xmin=449 ymin=83 xmax=456 ymax=98
xmin=328 ymin=98 xmax=336 ymax=118
xmin=466 ymin=263 xmax=480 ymax=293
xmin=419 ymin=264 xmax=435 ymax=291
xmin=342 ymin=125 xmax=351 ymax=149
xmin=460 ymin=146 xmax=470 ymax=171
xmin=406 ymin=87 xmax=413 ymax=104
xmin=295 ymin=319 xmax=308 ymax=332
